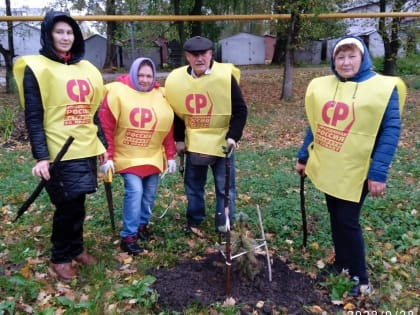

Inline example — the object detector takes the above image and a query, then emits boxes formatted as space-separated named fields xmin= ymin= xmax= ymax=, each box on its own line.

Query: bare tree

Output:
xmin=172 ymin=0 xmax=185 ymax=47
xmin=281 ymin=10 xmax=301 ymax=100
xmin=189 ymin=0 xmax=203 ymax=37
xmin=0 ymin=0 xmax=15 ymax=93
xmin=103 ymin=0 xmax=118 ymax=69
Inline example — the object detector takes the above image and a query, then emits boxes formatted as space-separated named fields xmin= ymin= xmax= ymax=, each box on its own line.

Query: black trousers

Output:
xmin=325 ymin=182 xmax=369 ymax=284
xmin=50 ymin=194 xmax=86 ymax=264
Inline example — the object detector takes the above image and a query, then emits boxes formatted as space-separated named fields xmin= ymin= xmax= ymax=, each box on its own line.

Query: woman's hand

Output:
xmin=295 ymin=160 xmax=306 ymax=177
xmin=32 ymin=160 xmax=50 ymax=180
xmin=368 ymin=179 xmax=386 ymax=198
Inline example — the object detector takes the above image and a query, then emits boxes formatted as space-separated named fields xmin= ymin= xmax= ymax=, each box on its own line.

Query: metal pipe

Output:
xmin=0 ymin=12 xmax=419 ymax=22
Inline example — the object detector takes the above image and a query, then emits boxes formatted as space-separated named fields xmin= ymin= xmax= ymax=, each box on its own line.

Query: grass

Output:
xmin=0 ymin=66 xmax=419 ymax=314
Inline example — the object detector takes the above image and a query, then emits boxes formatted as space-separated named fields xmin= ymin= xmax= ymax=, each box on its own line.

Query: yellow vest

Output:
xmin=165 ymin=62 xmax=240 ymax=157
xmin=305 ymin=74 xmax=406 ymax=202
xmin=105 ymin=82 xmax=174 ymax=172
xmin=13 ymin=55 xmax=105 ymax=160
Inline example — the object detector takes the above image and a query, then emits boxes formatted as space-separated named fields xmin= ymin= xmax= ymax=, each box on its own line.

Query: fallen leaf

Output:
xmin=316 ymin=260 xmax=325 ymax=269
xmin=15 ymin=302 xmax=33 ymax=314
xmin=310 ymin=242 xmax=319 ymax=250
xmin=343 ymin=302 xmax=356 ymax=310
xmin=187 ymin=239 xmax=196 ymax=248
xmin=37 ymin=290 xmax=52 ymax=305
xmin=27 ymin=257 xmax=44 ymax=265
xmin=19 ymin=263 xmax=31 ymax=279
xmin=123 ymin=256 xmax=133 ymax=264
xmin=308 ymin=305 xmax=324 ymax=313
xmin=223 ymin=297 xmax=236 ymax=306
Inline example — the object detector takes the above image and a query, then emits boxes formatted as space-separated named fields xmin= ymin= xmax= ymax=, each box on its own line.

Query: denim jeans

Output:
xmin=120 ymin=173 xmax=159 ymax=238
xmin=184 ymin=152 xmax=236 ymax=229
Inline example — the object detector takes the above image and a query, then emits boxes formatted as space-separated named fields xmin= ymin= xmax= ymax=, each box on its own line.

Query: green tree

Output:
xmin=272 ymin=0 xmax=346 ymax=100
xmin=378 ymin=0 xmax=417 ymax=75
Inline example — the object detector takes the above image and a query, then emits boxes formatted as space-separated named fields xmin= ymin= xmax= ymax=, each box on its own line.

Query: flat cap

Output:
xmin=183 ymin=36 xmax=213 ymax=52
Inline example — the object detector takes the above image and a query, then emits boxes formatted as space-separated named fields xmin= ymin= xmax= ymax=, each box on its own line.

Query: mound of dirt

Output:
xmin=150 ymin=253 xmax=337 ymax=314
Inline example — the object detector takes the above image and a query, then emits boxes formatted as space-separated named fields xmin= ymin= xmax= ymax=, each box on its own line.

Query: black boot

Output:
xmin=120 ymin=236 xmax=143 ymax=256
xmin=137 ymin=225 xmax=150 ymax=242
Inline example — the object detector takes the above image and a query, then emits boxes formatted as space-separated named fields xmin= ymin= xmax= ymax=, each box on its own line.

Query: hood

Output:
xmin=39 ymin=10 xmax=85 ymax=64
xmin=129 ymin=57 xmax=157 ymax=92
xmin=330 ymin=35 xmax=375 ymax=82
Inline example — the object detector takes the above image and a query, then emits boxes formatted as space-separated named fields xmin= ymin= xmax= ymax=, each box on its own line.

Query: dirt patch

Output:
xmin=150 ymin=253 xmax=337 ymax=314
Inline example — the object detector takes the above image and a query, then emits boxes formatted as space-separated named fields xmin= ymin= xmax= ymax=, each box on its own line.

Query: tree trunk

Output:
xmin=379 ymin=0 xmax=404 ymax=75
xmin=271 ymin=0 xmax=286 ymax=65
xmin=172 ymin=0 xmax=185 ymax=46
xmin=281 ymin=12 xmax=300 ymax=100
xmin=190 ymin=0 xmax=203 ymax=36
xmin=103 ymin=0 xmax=118 ymax=69
xmin=3 ymin=0 xmax=15 ymax=93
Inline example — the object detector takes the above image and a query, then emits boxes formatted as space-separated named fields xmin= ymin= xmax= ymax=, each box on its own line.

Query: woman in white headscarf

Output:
xmin=295 ymin=35 xmax=406 ymax=297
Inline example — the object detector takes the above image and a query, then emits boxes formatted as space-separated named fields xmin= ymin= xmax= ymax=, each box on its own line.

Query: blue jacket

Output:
xmin=297 ymin=35 xmax=401 ymax=183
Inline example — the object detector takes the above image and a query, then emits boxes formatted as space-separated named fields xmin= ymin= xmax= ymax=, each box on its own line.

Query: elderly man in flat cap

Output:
xmin=165 ymin=36 xmax=248 ymax=235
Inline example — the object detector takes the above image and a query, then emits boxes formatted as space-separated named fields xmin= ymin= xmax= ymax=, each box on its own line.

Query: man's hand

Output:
xmin=226 ymin=138 xmax=236 ymax=151
xmin=167 ymin=159 xmax=176 ymax=173
xmin=176 ymin=141 xmax=186 ymax=155
xmin=100 ymin=160 xmax=115 ymax=175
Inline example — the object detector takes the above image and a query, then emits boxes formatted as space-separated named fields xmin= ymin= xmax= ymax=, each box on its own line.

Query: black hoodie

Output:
xmin=39 ymin=10 xmax=85 ymax=64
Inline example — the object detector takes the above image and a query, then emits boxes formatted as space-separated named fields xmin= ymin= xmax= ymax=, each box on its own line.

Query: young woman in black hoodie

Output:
xmin=13 ymin=10 xmax=107 ymax=282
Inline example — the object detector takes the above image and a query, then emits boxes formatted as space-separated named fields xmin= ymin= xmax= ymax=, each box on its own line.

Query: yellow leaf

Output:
xmin=27 ymin=257 xmax=45 ymax=265
xmin=19 ymin=264 xmax=31 ymax=279
xmin=399 ymin=254 xmax=413 ymax=264
xmin=384 ymin=242 xmax=393 ymax=250
xmin=310 ymin=242 xmax=319 ymax=250
xmin=309 ymin=305 xmax=324 ymax=313
xmin=344 ymin=302 xmax=356 ymax=310
xmin=122 ymin=257 xmax=132 ymax=265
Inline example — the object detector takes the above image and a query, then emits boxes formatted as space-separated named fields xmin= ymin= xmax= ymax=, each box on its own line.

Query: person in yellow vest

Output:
xmin=165 ymin=36 xmax=248 ymax=234
xmin=99 ymin=57 xmax=176 ymax=255
xmin=295 ymin=35 xmax=406 ymax=297
xmin=13 ymin=10 xmax=107 ymax=282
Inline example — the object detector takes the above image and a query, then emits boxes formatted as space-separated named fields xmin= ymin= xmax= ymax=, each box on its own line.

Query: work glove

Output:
xmin=100 ymin=160 xmax=115 ymax=176
xmin=176 ymin=141 xmax=186 ymax=155
xmin=167 ymin=159 xmax=176 ymax=173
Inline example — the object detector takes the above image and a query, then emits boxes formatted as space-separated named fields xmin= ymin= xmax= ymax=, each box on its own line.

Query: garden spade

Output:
xmin=13 ymin=136 xmax=75 ymax=223
xmin=103 ymin=167 xmax=116 ymax=232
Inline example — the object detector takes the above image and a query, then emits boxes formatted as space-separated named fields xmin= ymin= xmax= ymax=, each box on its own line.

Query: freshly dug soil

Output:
xmin=150 ymin=253 xmax=337 ymax=314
